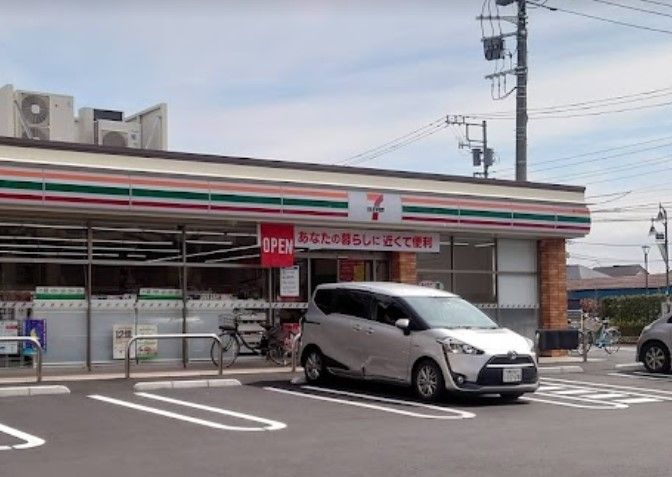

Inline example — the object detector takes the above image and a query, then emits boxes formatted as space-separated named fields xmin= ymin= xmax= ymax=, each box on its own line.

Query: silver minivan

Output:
xmin=300 ymin=282 xmax=538 ymax=401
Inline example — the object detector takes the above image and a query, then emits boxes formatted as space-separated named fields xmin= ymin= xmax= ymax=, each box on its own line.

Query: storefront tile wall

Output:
xmin=539 ymin=238 xmax=568 ymax=356
xmin=390 ymin=252 xmax=417 ymax=284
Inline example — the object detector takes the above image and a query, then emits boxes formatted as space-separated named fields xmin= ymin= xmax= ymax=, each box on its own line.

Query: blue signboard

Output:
xmin=23 ymin=319 xmax=46 ymax=355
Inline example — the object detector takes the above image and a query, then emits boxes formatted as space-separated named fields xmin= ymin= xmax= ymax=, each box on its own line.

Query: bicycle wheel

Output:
xmin=604 ymin=328 xmax=621 ymax=354
xmin=267 ymin=341 xmax=288 ymax=366
xmin=210 ymin=334 xmax=240 ymax=368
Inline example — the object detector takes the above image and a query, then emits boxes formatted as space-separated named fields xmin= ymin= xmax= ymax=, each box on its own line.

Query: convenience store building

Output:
xmin=0 ymin=137 xmax=590 ymax=368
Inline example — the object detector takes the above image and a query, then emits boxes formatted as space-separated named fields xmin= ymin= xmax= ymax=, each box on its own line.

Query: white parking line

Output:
xmin=88 ymin=394 xmax=286 ymax=432
xmin=521 ymin=395 xmax=627 ymax=410
xmin=607 ymin=372 xmax=670 ymax=382
xmin=264 ymin=386 xmax=475 ymax=419
xmin=553 ymin=389 xmax=593 ymax=395
xmin=633 ymin=371 xmax=672 ymax=379
xmin=581 ymin=393 xmax=627 ymax=400
xmin=135 ymin=392 xmax=286 ymax=431
xmin=616 ymin=397 xmax=661 ymax=404
xmin=542 ymin=377 xmax=672 ymax=399
xmin=0 ymin=423 xmax=45 ymax=450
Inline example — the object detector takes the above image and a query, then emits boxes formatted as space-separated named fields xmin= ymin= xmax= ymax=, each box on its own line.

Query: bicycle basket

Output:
xmin=218 ymin=313 xmax=237 ymax=330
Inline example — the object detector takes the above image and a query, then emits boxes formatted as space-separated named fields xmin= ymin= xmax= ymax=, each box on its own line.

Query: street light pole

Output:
xmin=642 ymin=245 xmax=650 ymax=295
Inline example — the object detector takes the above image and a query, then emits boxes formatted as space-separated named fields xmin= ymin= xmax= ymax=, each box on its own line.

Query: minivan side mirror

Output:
xmin=395 ymin=318 xmax=410 ymax=331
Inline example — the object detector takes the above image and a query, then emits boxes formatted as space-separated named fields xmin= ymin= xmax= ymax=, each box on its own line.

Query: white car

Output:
xmin=300 ymin=282 xmax=539 ymax=401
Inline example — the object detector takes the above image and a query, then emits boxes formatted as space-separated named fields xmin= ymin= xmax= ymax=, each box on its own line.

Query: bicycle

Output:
xmin=577 ymin=316 xmax=621 ymax=355
xmin=210 ymin=310 xmax=294 ymax=368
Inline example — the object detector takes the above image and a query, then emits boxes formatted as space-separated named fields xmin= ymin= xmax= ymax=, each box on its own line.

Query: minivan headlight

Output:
xmin=440 ymin=338 xmax=484 ymax=355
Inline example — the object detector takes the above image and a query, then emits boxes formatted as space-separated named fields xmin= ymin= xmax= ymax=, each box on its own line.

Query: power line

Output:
xmin=529 ymin=1 xmax=672 ymax=35
xmin=638 ymin=0 xmax=672 ymax=9
xmin=588 ymin=0 xmax=672 ymax=18
xmin=336 ymin=118 xmax=445 ymax=166
xmin=468 ymin=86 xmax=672 ymax=118
xmin=540 ymin=153 xmax=672 ymax=182
xmin=586 ymin=163 xmax=672 ymax=185
xmin=530 ymin=141 xmax=672 ymax=175
xmin=492 ymin=133 xmax=672 ymax=175
xmin=475 ymin=98 xmax=672 ymax=120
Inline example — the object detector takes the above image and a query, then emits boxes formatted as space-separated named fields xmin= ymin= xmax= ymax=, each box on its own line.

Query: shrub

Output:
xmin=601 ymin=295 xmax=665 ymax=336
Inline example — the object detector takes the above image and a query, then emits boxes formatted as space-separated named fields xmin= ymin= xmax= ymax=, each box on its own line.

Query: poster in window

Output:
xmin=279 ymin=266 xmax=300 ymax=298
xmin=0 ymin=321 xmax=19 ymax=354
xmin=23 ymin=319 xmax=46 ymax=355
xmin=113 ymin=324 xmax=158 ymax=360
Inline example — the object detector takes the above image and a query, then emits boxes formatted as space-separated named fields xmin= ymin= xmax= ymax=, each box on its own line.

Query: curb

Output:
xmin=0 ymin=385 xmax=70 ymax=398
xmin=538 ymin=365 xmax=584 ymax=375
xmin=614 ymin=362 xmax=643 ymax=370
xmin=133 ymin=378 xmax=242 ymax=391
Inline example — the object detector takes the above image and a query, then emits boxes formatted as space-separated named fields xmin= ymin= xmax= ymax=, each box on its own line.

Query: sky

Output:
xmin=2 ymin=0 xmax=672 ymax=271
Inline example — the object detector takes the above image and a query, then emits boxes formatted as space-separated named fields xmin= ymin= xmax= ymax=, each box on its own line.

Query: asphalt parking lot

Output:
xmin=1 ymin=365 xmax=671 ymax=477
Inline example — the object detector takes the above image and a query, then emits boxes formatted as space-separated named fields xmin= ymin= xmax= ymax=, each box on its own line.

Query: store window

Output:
xmin=417 ymin=235 xmax=496 ymax=303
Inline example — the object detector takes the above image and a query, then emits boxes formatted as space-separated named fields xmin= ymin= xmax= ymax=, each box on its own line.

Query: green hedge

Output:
xmin=601 ymin=295 xmax=665 ymax=336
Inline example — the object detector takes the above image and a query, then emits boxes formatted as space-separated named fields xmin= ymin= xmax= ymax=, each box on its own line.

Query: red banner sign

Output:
xmin=259 ymin=223 xmax=295 ymax=267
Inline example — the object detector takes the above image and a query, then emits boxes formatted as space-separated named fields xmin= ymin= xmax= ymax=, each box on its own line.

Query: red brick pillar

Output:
xmin=539 ymin=238 xmax=568 ymax=356
xmin=390 ymin=252 xmax=417 ymax=284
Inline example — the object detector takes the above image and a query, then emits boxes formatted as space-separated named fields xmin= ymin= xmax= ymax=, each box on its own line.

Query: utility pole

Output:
xmin=477 ymin=0 xmax=528 ymax=181
xmin=642 ymin=245 xmax=650 ymax=295
xmin=515 ymin=0 xmax=528 ymax=182
xmin=446 ymin=115 xmax=494 ymax=178
xmin=649 ymin=204 xmax=670 ymax=297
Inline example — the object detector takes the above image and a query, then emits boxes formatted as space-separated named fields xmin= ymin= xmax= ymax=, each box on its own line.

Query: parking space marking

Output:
xmin=553 ymin=389 xmax=593 ymax=395
xmin=581 ymin=393 xmax=627 ymax=400
xmin=616 ymin=397 xmax=661 ymax=404
xmin=88 ymin=394 xmax=286 ymax=432
xmin=522 ymin=377 xmax=672 ymax=410
xmin=0 ymin=423 xmax=45 ymax=450
xmin=543 ymin=377 xmax=672 ymax=399
xmin=264 ymin=386 xmax=475 ymax=419
xmin=521 ymin=395 xmax=627 ymax=410
xmin=607 ymin=372 xmax=668 ymax=382
xmin=135 ymin=392 xmax=286 ymax=431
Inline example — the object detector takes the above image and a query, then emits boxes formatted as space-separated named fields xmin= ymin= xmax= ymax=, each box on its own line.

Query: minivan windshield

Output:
xmin=403 ymin=296 xmax=498 ymax=329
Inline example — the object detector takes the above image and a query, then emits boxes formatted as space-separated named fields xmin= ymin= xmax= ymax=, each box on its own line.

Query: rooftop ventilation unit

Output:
xmin=95 ymin=119 xmax=141 ymax=148
xmin=11 ymin=88 xmax=75 ymax=142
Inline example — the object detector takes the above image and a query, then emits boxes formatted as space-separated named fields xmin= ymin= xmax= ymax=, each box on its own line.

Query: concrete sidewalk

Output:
xmin=0 ymin=356 xmax=293 ymax=385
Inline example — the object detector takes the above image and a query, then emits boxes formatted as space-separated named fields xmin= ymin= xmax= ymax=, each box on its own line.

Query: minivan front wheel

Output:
xmin=413 ymin=360 xmax=444 ymax=401
xmin=304 ymin=349 xmax=326 ymax=383
xmin=642 ymin=342 xmax=670 ymax=373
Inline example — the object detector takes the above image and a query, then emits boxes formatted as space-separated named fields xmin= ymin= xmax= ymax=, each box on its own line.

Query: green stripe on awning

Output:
xmin=46 ymin=182 xmax=129 ymax=196
xmin=133 ymin=188 xmax=209 ymax=201
xmin=211 ymin=193 xmax=282 ymax=205
xmin=0 ymin=179 xmax=43 ymax=191
xmin=402 ymin=205 xmax=459 ymax=215
xmin=283 ymin=198 xmax=348 ymax=209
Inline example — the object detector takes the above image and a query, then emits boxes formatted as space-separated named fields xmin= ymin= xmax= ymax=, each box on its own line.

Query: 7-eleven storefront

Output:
xmin=0 ymin=138 xmax=589 ymax=369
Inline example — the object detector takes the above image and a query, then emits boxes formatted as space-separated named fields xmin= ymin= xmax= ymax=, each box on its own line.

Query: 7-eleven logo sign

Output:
xmin=348 ymin=191 xmax=402 ymax=224
xmin=367 ymin=193 xmax=385 ymax=221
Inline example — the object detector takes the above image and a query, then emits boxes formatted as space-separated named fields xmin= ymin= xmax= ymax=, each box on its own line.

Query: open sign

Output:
xmin=259 ymin=223 xmax=295 ymax=267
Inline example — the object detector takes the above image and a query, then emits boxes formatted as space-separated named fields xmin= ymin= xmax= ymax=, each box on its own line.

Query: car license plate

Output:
xmin=502 ymin=368 xmax=522 ymax=383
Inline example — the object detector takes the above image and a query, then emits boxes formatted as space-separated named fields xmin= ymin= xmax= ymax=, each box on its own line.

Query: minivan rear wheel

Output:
xmin=304 ymin=349 xmax=326 ymax=383
xmin=642 ymin=342 xmax=670 ymax=373
xmin=413 ymin=360 xmax=444 ymax=401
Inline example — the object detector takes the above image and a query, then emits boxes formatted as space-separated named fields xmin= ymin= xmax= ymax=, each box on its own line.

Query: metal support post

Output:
xmin=125 ymin=333 xmax=223 ymax=379
xmin=0 ymin=337 xmax=43 ymax=382
xmin=86 ymin=223 xmax=92 ymax=371
xmin=181 ymin=226 xmax=188 ymax=368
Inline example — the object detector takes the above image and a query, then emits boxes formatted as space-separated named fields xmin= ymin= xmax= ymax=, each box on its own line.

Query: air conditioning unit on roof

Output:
xmin=10 ymin=87 xmax=75 ymax=142
xmin=95 ymin=119 xmax=141 ymax=148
